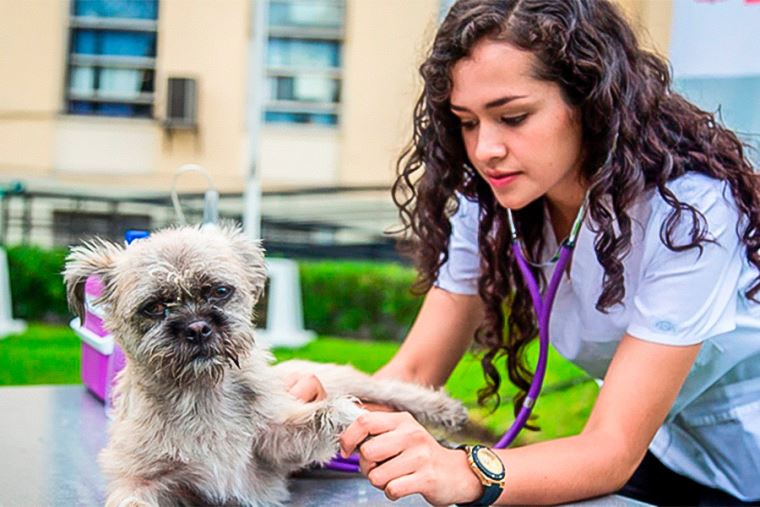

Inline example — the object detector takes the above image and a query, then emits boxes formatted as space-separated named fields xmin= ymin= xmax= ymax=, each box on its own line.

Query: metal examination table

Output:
xmin=0 ymin=385 xmax=649 ymax=506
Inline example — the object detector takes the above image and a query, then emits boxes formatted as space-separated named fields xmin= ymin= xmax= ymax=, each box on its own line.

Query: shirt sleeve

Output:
xmin=626 ymin=177 xmax=743 ymax=345
xmin=434 ymin=194 xmax=481 ymax=295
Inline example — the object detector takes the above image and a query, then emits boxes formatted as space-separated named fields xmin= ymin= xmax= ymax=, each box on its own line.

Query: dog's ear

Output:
xmin=62 ymin=238 xmax=123 ymax=322
xmin=218 ymin=222 xmax=268 ymax=302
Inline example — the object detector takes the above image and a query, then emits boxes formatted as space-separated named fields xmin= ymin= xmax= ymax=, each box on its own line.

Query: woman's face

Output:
xmin=450 ymin=39 xmax=585 ymax=211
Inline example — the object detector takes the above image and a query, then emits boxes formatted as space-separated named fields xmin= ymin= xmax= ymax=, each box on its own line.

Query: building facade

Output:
xmin=0 ymin=0 xmax=443 ymax=196
xmin=1 ymin=0 xmax=755 ymax=248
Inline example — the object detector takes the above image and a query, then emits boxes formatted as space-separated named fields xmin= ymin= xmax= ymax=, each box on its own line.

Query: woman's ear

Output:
xmin=62 ymin=238 xmax=123 ymax=322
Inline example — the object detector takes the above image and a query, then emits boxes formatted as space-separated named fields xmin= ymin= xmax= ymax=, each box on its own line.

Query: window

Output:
xmin=53 ymin=210 xmax=151 ymax=246
xmin=265 ymin=0 xmax=344 ymax=126
xmin=66 ymin=0 xmax=159 ymax=118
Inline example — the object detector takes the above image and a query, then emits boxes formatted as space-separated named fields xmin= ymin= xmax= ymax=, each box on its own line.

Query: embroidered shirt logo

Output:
xmin=655 ymin=320 xmax=676 ymax=333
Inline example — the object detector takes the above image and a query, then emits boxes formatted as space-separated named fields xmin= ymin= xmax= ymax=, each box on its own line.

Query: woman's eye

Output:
xmin=141 ymin=302 xmax=167 ymax=318
xmin=501 ymin=114 xmax=528 ymax=126
xmin=459 ymin=120 xmax=477 ymax=131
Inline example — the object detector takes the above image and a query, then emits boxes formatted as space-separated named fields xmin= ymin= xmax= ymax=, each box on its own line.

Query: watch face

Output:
xmin=473 ymin=446 xmax=506 ymax=481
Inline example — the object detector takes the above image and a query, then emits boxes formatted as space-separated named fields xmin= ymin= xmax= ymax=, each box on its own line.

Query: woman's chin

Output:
xmin=492 ymin=192 xmax=531 ymax=211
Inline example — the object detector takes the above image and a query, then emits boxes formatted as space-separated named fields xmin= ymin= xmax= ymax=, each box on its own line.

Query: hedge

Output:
xmin=4 ymin=245 xmax=423 ymax=341
xmin=6 ymin=245 xmax=69 ymax=322
xmin=299 ymin=260 xmax=422 ymax=341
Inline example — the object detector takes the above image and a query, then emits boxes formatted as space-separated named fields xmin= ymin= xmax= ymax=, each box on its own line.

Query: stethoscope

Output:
xmin=326 ymin=198 xmax=589 ymax=472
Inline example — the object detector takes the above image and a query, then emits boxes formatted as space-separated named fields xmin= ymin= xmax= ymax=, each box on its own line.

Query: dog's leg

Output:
xmin=104 ymin=478 xmax=168 ymax=507
xmin=273 ymin=360 xmax=468 ymax=431
xmin=261 ymin=396 xmax=365 ymax=471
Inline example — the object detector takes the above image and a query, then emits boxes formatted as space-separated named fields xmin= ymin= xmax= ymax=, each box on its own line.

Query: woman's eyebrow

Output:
xmin=450 ymin=94 xmax=528 ymax=112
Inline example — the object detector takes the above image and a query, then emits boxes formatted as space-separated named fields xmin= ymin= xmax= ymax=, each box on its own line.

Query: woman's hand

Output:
xmin=339 ymin=411 xmax=482 ymax=505
xmin=283 ymin=372 xmax=327 ymax=402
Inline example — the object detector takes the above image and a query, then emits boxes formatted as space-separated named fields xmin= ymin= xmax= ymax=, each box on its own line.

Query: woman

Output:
xmin=289 ymin=0 xmax=760 ymax=504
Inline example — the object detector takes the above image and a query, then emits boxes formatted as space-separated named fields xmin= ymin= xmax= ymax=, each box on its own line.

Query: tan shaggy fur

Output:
xmin=63 ymin=224 xmax=467 ymax=507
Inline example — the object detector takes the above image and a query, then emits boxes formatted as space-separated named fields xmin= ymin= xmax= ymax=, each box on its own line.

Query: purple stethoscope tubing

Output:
xmin=493 ymin=239 xmax=573 ymax=448
xmin=495 ymin=199 xmax=587 ymax=448
xmin=326 ymin=201 xmax=587 ymax=472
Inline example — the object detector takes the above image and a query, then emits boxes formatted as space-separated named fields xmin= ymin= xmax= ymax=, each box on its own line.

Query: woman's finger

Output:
xmin=339 ymin=411 xmax=413 ymax=458
xmin=287 ymin=375 xmax=326 ymax=402
xmin=357 ymin=428 xmax=408 ymax=464
xmin=282 ymin=372 xmax=300 ymax=390
xmin=364 ymin=442 xmax=428 ymax=490
xmin=383 ymin=473 xmax=420 ymax=502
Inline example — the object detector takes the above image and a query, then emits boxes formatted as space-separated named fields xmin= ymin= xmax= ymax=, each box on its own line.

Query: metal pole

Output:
xmin=243 ymin=0 xmax=268 ymax=240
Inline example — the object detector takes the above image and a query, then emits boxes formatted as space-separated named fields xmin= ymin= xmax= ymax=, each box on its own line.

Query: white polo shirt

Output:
xmin=436 ymin=172 xmax=760 ymax=500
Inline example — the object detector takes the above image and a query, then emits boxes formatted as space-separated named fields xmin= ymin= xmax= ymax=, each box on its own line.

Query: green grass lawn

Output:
xmin=0 ymin=324 xmax=597 ymax=444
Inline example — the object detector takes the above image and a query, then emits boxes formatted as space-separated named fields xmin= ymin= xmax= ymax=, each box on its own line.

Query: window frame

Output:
xmin=264 ymin=0 xmax=345 ymax=126
xmin=64 ymin=6 xmax=159 ymax=117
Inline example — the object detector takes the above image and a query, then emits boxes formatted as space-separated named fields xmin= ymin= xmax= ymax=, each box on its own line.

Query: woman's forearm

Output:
xmin=494 ymin=431 xmax=641 ymax=505
xmin=373 ymin=287 xmax=483 ymax=387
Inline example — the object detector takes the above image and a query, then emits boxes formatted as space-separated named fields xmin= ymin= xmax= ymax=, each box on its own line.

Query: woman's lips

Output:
xmin=486 ymin=172 xmax=520 ymax=188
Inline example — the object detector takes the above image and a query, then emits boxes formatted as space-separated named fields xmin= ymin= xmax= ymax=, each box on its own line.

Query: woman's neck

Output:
xmin=545 ymin=184 xmax=586 ymax=241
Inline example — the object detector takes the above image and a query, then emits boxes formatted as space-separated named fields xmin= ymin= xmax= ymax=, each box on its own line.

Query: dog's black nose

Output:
xmin=185 ymin=320 xmax=213 ymax=342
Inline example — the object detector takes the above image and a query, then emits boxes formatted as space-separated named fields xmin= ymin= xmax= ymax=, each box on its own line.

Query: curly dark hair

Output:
xmin=392 ymin=0 xmax=760 ymax=421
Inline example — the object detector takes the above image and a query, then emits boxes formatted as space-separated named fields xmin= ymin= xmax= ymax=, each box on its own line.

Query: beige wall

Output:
xmin=0 ymin=0 xmax=250 ymax=194
xmin=0 ymin=0 xmax=68 ymax=176
xmin=258 ymin=0 xmax=441 ymax=189
xmin=339 ymin=0 xmax=439 ymax=186
xmin=260 ymin=126 xmax=340 ymax=186
xmin=154 ymin=0 xmax=250 ymax=191
xmin=0 ymin=0 xmax=676 ymax=194
xmin=615 ymin=0 xmax=673 ymax=56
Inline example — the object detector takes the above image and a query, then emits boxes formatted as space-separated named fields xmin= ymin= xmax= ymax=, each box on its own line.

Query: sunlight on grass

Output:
xmin=0 ymin=324 xmax=81 ymax=385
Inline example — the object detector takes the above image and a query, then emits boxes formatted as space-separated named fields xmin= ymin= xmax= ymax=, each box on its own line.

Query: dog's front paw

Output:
xmin=326 ymin=396 xmax=366 ymax=431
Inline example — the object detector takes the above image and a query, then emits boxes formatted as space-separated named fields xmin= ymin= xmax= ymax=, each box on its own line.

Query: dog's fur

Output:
xmin=63 ymin=224 xmax=466 ymax=507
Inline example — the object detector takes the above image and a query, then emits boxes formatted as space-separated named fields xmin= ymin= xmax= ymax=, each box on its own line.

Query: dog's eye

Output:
xmin=208 ymin=285 xmax=234 ymax=302
xmin=141 ymin=301 xmax=167 ymax=318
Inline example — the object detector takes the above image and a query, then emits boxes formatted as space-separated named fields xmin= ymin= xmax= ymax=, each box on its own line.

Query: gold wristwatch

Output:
xmin=456 ymin=444 xmax=506 ymax=506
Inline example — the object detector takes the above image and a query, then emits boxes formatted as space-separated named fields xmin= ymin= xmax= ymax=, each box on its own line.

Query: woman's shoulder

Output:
xmin=647 ymin=171 xmax=736 ymax=218
xmin=451 ymin=192 xmax=481 ymax=224
xmin=634 ymin=172 xmax=743 ymax=254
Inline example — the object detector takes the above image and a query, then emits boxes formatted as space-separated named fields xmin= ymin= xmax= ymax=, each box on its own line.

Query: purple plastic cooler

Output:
xmin=70 ymin=275 xmax=125 ymax=402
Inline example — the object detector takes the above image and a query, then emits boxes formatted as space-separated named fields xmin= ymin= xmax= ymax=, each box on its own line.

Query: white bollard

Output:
xmin=0 ymin=247 xmax=26 ymax=338
xmin=255 ymin=258 xmax=315 ymax=348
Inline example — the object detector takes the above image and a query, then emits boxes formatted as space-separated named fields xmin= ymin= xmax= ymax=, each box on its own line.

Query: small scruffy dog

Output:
xmin=63 ymin=224 xmax=466 ymax=507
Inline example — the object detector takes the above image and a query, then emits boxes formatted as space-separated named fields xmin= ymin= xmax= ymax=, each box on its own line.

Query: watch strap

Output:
xmin=456 ymin=483 xmax=502 ymax=506
xmin=456 ymin=444 xmax=505 ymax=506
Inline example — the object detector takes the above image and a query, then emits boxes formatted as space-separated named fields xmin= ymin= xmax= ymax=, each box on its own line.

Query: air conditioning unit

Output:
xmin=165 ymin=77 xmax=197 ymax=129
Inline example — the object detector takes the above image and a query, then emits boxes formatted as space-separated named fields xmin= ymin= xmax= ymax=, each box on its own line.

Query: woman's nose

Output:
xmin=473 ymin=124 xmax=507 ymax=164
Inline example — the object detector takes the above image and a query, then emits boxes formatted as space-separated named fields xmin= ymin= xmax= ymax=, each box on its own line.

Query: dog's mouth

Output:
xmin=161 ymin=342 xmax=242 ymax=386
xmin=190 ymin=346 xmax=241 ymax=369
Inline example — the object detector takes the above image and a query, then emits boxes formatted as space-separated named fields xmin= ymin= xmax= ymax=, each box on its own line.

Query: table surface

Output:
xmin=0 ymin=385 xmax=649 ymax=506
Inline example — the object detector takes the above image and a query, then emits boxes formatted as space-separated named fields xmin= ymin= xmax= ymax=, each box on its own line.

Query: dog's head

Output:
xmin=63 ymin=223 xmax=267 ymax=386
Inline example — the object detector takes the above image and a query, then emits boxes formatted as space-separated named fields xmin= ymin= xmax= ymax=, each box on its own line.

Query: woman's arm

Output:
xmin=286 ymin=286 xmax=483 ymax=402
xmin=373 ymin=286 xmax=484 ymax=387
xmin=340 ymin=333 xmax=702 ymax=505
xmin=491 ymin=334 xmax=701 ymax=504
